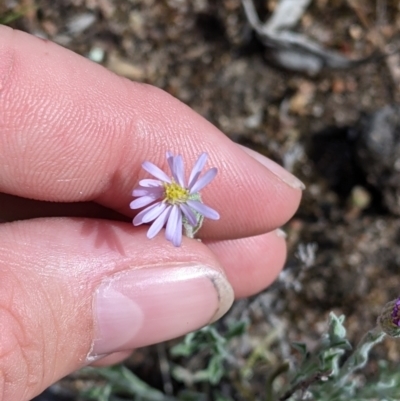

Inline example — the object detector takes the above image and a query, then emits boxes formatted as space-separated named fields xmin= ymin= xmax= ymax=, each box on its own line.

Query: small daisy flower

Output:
xmin=378 ymin=296 xmax=400 ymax=337
xmin=130 ymin=151 xmax=220 ymax=246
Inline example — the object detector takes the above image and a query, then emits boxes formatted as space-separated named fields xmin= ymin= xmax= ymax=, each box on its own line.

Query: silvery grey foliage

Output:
xmin=79 ymin=300 xmax=400 ymax=401
xmin=170 ymin=322 xmax=247 ymax=386
xmin=276 ymin=311 xmax=400 ymax=401
xmin=241 ymin=0 xmax=379 ymax=74
xmin=279 ymin=242 xmax=317 ymax=291
xmin=166 ymin=301 xmax=400 ymax=400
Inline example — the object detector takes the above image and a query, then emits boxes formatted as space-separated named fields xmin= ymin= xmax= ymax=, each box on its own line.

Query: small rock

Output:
xmin=107 ymin=53 xmax=146 ymax=81
xmin=289 ymin=80 xmax=316 ymax=115
xmin=87 ymin=46 xmax=105 ymax=63
xmin=129 ymin=10 xmax=146 ymax=39
xmin=41 ymin=20 xmax=58 ymax=36
xmin=244 ymin=109 xmax=263 ymax=129
xmin=350 ymin=185 xmax=371 ymax=210
xmin=349 ymin=24 xmax=363 ymax=40
xmin=332 ymin=78 xmax=345 ymax=94
xmin=356 ymin=105 xmax=400 ymax=215
xmin=67 ymin=13 xmax=96 ymax=34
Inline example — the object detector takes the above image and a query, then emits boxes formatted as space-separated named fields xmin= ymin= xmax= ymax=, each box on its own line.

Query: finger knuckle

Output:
xmin=0 ymin=308 xmax=44 ymax=401
xmin=0 ymin=273 xmax=47 ymax=401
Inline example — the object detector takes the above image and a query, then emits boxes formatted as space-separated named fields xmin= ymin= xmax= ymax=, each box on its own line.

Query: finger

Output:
xmin=87 ymin=232 xmax=288 ymax=368
xmin=0 ymin=218 xmax=234 ymax=401
xmin=0 ymin=194 xmax=288 ymax=299
xmin=0 ymin=26 xmax=302 ymax=240
xmin=206 ymin=229 xmax=287 ymax=299
xmin=0 ymin=192 xmax=128 ymax=222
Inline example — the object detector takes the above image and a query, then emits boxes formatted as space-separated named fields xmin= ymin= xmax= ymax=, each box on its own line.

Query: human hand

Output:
xmin=0 ymin=25 xmax=302 ymax=400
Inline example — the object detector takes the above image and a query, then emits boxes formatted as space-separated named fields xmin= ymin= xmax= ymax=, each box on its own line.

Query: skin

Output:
xmin=0 ymin=25 xmax=302 ymax=401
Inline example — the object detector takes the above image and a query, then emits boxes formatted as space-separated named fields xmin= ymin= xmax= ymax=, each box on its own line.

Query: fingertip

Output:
xmin=238 ymin=145 xmax=306 ymax=190
xmin=206 ymin=229 xmax=287 ymax=299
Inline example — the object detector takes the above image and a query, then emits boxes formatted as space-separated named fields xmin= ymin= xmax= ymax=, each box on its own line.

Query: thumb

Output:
xmin=0 ymin=218 xmax=233 ymax=401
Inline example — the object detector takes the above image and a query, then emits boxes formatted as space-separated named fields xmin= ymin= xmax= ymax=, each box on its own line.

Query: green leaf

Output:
xmin=207 ymin=355 xmax=225 ymax=385
xmin=0 ymin=6 xmax=33 ymax=25
xmin=328 ymin=313 xmax=347 ymax=341
xmin=225 ymin=321 xmax=248 ymax=339
xmin=291 ymin=342 xmax=308 ymax=357
xmin=81 ymin=365 xmax=174 ymax=401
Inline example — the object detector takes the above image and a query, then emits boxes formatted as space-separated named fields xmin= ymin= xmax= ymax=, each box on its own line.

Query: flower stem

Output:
xmin=336 ymin=326 xmax=385 ymax=387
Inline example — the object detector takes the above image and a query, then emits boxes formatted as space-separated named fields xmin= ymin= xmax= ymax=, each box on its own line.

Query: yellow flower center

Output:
xmin=163 ymin=181 xmax=189 ymax=204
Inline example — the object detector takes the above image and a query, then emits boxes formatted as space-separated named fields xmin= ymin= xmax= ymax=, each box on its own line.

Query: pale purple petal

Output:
xmin=172 ymin=209 xmax=182 ymax=246
xmin=139 ymin=179 xmax=163 ymax=187
xmin=186 ymin=200 xmax=220 ymax=220
xmin=189 ymin=168 xmax=217 ymax=193
xmin=142 ymin=161 xmax=171 ymax=183
xmin=188 ymin=153 xmax=208 ymax=188
xmin=173 ymin=155 xmax=185 ymax=187
xmin=133 ymin=202 xmax=163 ymax=225
xmin=147 ymin=206 xmax=172 ymax=239
xmin=141 ymin=202 xmax=168 ymax=223
xmin=130 ymin=194 xmax=159 ymax=209
xmin=179 ymin=203 xmax=197 ymax=226
xmin=132 ymin=188 xmax=150 ymax=197
xmin=167 ymin=155 xmax=178 ymax=183
xmin=166 ymin=151 xmax=174 ymax=174
xmin=165 ymin=205 xmax=180 ymax=242
xmin=132 ymin=186 xmax=163 ymax=197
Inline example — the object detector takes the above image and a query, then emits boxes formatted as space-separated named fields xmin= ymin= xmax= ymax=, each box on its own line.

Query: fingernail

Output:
xmin=88 ymin=264 xmax=234 ymax=359
xmin=239 ymin=145 xmax=305 ymax=190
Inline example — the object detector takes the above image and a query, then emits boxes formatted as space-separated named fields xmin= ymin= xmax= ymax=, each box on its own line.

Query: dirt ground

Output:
xmin=3 ymin=0 xmax=400 ymax=399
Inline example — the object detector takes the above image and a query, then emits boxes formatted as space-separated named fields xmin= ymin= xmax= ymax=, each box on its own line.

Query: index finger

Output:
xmin=0 ymin=26 xmax=302 ymax=239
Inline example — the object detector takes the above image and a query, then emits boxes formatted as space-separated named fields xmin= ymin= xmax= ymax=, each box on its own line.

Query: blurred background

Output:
xmin=2 ymin=0 xmax=400 ymax=400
